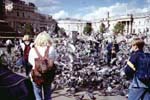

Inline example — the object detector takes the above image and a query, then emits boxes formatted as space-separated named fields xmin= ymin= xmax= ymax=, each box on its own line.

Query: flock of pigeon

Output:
xmin=52 ymin=36 xmax=131 ymax=100
xmin=1 ymin=33 xmax=150 ymax=100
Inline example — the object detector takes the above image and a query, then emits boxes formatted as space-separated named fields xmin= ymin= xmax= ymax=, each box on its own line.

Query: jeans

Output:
xmin=128 ymin=76 xmax=150 ymax=100
xmin=32 ymin=82 xmax=52 ymax=100
xmin=22 ymin=59 xmax=32 ymax=76
xmin=128 ymin=87 xmax=150 ymax=100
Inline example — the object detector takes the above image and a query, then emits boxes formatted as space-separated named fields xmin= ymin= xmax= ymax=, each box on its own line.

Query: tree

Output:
xmin=113 ymin=22 xmax=125 ymax=35
xmin=24 ymin=23 xmax=34 ymax=35
xmin=83 ymin=22 xmax=93 ymax=36
xmin=99 ymin=22 xmax=106 ymax=33
xmin=58 ymin=28 xmax=66 ymax=37
xmin=54 ymin=23 xmax=60 ymax=34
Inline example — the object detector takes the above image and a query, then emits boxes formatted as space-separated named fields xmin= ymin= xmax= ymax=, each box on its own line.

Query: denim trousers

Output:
xmin=128 ymin=87 xmax=150 ymax=100
xmin=32 ymin=81 xmax=52 ymax=100
xmin=22 ymin=59 xmax=32 ymax=76
xmin=128 ymin=76 xmax=150 ymax=100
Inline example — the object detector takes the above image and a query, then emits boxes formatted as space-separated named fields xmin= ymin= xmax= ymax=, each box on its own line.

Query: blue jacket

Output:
xmin=124 ymin=50 xmax=143 ymax=79
xmin=124 ymin=50 xmax=150 ymax=100
xmin=124 ymin=50 xmax=149 ymax=88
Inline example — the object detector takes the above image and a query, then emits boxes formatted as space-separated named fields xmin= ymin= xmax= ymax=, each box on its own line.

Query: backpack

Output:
xmin=23 ymin=42 xmax=31 ymax=62
xmin=31 ymin=46 xmax=56 ymax=86
xmin=136 ymin=53 xmax=150 ymax=85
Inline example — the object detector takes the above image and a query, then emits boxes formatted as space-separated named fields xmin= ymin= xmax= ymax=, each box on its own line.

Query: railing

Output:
xmin=0 ymin=36 xmax=22 ymax=39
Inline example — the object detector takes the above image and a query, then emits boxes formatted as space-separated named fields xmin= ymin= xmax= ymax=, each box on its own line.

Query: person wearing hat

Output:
xmin=20 ymin=34 xmax=34 ymax=77
xmin=21 ymin=35 xmax=34 ymax=51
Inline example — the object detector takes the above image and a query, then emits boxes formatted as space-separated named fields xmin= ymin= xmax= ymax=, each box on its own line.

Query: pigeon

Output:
xmin=75 ymin=94 xmax=84 ymax=100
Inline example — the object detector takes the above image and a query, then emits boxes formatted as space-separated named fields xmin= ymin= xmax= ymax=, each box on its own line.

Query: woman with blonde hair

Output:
xmin=28 ymin=31 xmax=57 ymax=100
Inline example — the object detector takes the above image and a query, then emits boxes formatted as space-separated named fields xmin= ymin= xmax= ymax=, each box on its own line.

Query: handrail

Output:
xmin=0 ymin=36 xmax=22 ymax=39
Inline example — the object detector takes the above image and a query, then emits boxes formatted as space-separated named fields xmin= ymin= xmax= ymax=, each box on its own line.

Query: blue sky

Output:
xmin=23 ymin=0 xmax=150 ymax=20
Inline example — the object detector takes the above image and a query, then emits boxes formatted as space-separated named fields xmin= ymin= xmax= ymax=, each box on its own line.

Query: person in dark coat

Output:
xmin=0 ymin=52 xmax=35 ymax=100
xmin=106 ymin=40 xmax=119 ymax=66
xmin=6 ymin=39 xmax=12 ymax=54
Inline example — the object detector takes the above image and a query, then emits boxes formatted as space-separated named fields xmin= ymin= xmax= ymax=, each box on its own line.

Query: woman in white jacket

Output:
xmin=28 ymin=31 xmax=57 ymax=100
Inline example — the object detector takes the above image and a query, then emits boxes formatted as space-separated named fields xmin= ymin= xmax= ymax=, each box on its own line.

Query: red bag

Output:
xmin=31 ymin=46 xmax=56 ymax=86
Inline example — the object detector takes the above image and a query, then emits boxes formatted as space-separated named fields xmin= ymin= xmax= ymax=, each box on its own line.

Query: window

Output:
xmin=139 ymin=21 xmax=141 ymax=25
xmin=22 ymin=12 xmax=24 ymax=17
xmin=17 ymin=12 xmax=19 ymax=17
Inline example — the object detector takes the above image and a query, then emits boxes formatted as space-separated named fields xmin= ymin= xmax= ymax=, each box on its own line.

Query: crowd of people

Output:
xmin=0 ymin=31 xmax=150 ymax=100
xmin=0 ymin=31 xmax=57 ymax=100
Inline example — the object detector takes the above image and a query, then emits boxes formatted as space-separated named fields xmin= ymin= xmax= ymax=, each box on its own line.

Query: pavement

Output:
xmin=16 ymin=68 xmax=127 ymax=100
xmin=52 ymin=89 xmax=127 ymax=100
xmin=17 ymin=72 xmax=127 ymax=100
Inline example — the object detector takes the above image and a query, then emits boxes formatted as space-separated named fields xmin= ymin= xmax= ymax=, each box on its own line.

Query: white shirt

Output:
xmin=20 ymin=41 xmax=34 ymax=51
xmin=28 ymin=46 xmax=57 ymax=69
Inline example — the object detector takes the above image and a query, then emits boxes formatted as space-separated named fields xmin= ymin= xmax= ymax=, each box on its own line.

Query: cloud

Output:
xmin=146 ymin=0 xmax=150 ymax=3
xmin=81 ymin=3 xmax=129 ymax=20
xmin=78 ymin=6 xmax=97 ymax=12
xmin=52 ymin=10 xmax=69 ymax=19
xmin=22 ymin=0 xmax=150 ymax=21
xmin=78 ymin=2 xmax=149 ymax=21
xmin=23 ymin=0 xmax=59 ymax=7
xmin=38 ymin=6 xmax=60 ymax=14
xmin=22 ymin=0 xmax=60 ymax=14
xmin=51 ymin=2 xmax=149 ymax=21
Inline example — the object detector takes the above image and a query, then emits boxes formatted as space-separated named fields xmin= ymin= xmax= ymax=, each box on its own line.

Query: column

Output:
xmin=128 ymin=21 xmax=131 ymax=34
xmin=127 ymin=21 xmax=129 ymax=34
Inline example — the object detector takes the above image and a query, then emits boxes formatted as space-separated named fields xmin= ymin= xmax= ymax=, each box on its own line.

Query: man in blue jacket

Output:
xmin=124 ymin=38 xmax=150 ymax=100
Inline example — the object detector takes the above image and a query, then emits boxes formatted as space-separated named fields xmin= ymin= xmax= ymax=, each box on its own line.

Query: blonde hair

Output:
xmin=23 ymin=34 xmax=30 ymax=41
xmin=34 ymin=31 xmax=53 ymax=46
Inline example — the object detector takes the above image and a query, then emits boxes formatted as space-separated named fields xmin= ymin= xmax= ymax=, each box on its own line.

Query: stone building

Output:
xmin=132 ymin=12 xmax=150 ymax=35
xmin=57 ymin=12 xmax=150 ymax=36
xmin=0 ymin=0 xmax=16 ymax=36
xmin=0 ymin=0 xmax=5 ymax=19
xmin=57 ymin=18 xmax=88 ymax=34
xmin=3 ymin=0 xmax=57 ymax=36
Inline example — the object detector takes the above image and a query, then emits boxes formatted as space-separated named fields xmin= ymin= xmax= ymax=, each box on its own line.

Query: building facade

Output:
xmin=57 ymin=12 xmax=150 ymax=36
xmin=0 ymin=0 xmax=5 ymax=20
xmin=4 ymin=0 xmax=57 ymax=36
xmin=57 ymin=18 xmax=88 ymax=34
xmin=132 ymin=13 xmax=150 ymax=35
